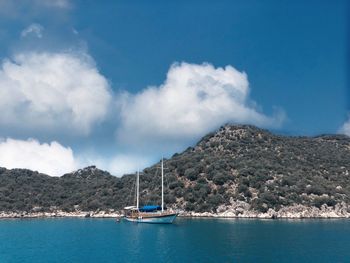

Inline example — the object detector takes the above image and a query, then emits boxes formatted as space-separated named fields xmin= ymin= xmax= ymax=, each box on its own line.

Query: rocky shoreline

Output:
xmin=0 ymin=210 xmax=122 ymax=219
xmin=1 ymin=201 xmax=350 ymax=219
xmin=181 ymin=201 xmax=350 ymax=219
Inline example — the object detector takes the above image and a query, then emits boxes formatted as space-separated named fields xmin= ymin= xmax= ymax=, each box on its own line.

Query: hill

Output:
xmin=1 ymin=125 xmax=350 ymax=217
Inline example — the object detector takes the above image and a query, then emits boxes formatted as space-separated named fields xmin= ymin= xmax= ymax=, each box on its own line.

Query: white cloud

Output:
xmin=0 ymin=51 xmax=112 ymax=135
xmin=0 ymin=138 xmax=77 ymax=176
xmin=21 ymin=23 xmax=44 ymax=38
xmin=0 ymin=60 xmax=286 ymax=177
xmin=0 ymin=137 xmax=152 ymax=177
xmin=339 ymin=117 xmax=350 ymax=136
xmin=91 ymin=154 xmax=152 ymax=176
xmin=117 ymin=62 xmax=285 ymax=150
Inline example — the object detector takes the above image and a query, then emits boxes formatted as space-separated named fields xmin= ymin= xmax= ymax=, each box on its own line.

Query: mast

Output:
xmin=161 ymin=158 xmax=164 ymax=212
xmin=136 ymin=169 xmax=139 ymax=210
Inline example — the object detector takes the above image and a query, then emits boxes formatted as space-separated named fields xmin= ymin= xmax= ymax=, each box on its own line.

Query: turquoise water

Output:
xmin=0 ymin=218 xmax=350 ymax=262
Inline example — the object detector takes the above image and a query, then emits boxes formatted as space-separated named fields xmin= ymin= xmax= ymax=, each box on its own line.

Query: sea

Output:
xmin=0 ymin=217 xmax=349 ymax=263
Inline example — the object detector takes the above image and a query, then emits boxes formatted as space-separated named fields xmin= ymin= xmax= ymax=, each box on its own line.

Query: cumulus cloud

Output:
xmin=21 ymin=23 xmax=44 ymax=38
xmin=117 ymin=62 xmax=285 ymax=150
xmin=0 ymin=51 xmax=111 ymax=135
xmin=0 ymin=137 xmax=152 ymax=177
xmin=0 ymin=138 xmax=77 ymax=176
xmin=339 ymin=117 xmax=350 ymax=136
xmin=90 ymin=154 xmax=152 ymax=176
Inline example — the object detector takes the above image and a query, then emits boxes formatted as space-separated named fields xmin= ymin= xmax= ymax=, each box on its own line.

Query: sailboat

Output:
xmin=124 ymin=159 xmax=178 ymax=224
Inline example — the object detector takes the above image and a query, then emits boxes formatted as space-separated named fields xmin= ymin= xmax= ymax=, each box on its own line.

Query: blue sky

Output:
xmin=0 ymin=0 xmax=348 ymax=176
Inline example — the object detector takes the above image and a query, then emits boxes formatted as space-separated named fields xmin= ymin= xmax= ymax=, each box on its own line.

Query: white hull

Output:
xmin=124 ymin=213 xmax=177 ymax=224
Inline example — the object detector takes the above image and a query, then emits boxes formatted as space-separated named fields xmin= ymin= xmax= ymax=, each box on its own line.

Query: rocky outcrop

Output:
xmin=178 ymin=200 xmax=350 ymax=218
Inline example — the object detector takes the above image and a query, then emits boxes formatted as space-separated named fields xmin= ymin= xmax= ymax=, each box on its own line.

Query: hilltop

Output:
xmin=1 ymin=125 xmax=350 ymax=218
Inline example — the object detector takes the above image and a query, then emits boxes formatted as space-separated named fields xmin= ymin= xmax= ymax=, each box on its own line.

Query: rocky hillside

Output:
xmin=1 ymin=125 xmax=350 ymax=216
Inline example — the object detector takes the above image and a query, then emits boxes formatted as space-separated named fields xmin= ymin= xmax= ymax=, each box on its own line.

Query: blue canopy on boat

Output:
xmin=139 ymin=205 xmax=162 ymax=212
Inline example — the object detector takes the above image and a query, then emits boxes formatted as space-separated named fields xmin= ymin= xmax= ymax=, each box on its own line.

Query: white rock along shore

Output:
xmin=180 ymin=201 xmax=350 ymax=219
xmin=0 ymin=210 xmax=122 ymax=219
xmin=1 ymin=201 xmax=350 ymax=219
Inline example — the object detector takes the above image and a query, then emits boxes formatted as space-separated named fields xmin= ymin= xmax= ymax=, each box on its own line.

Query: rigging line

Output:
xmin=164 ymin=172 xmax=170 ymax=190
xmin=162 ymin=160 xmax=171 ymax=190
xmin=154 ymin=167 xmax=159 ymax=193
xmin=149 ymin=167 xmax=159 ymax=205
xmin=126 ymin=175 xmax=136 ymax=207
xmin=137 ymin=171 xmax=143 ymax=207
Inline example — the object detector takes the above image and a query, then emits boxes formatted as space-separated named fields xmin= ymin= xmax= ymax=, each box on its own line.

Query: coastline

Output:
xmin=181 ymin=201 xmax=350 ymax=219
xmin=0 ymin=210 xmax=122 ymax=219
xmin=1 ymin=202 xmax=350 ymax=219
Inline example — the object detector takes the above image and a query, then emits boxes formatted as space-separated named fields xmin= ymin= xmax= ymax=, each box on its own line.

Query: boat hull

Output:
xmin=124 ymin=213 xmax=177 ymax=224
